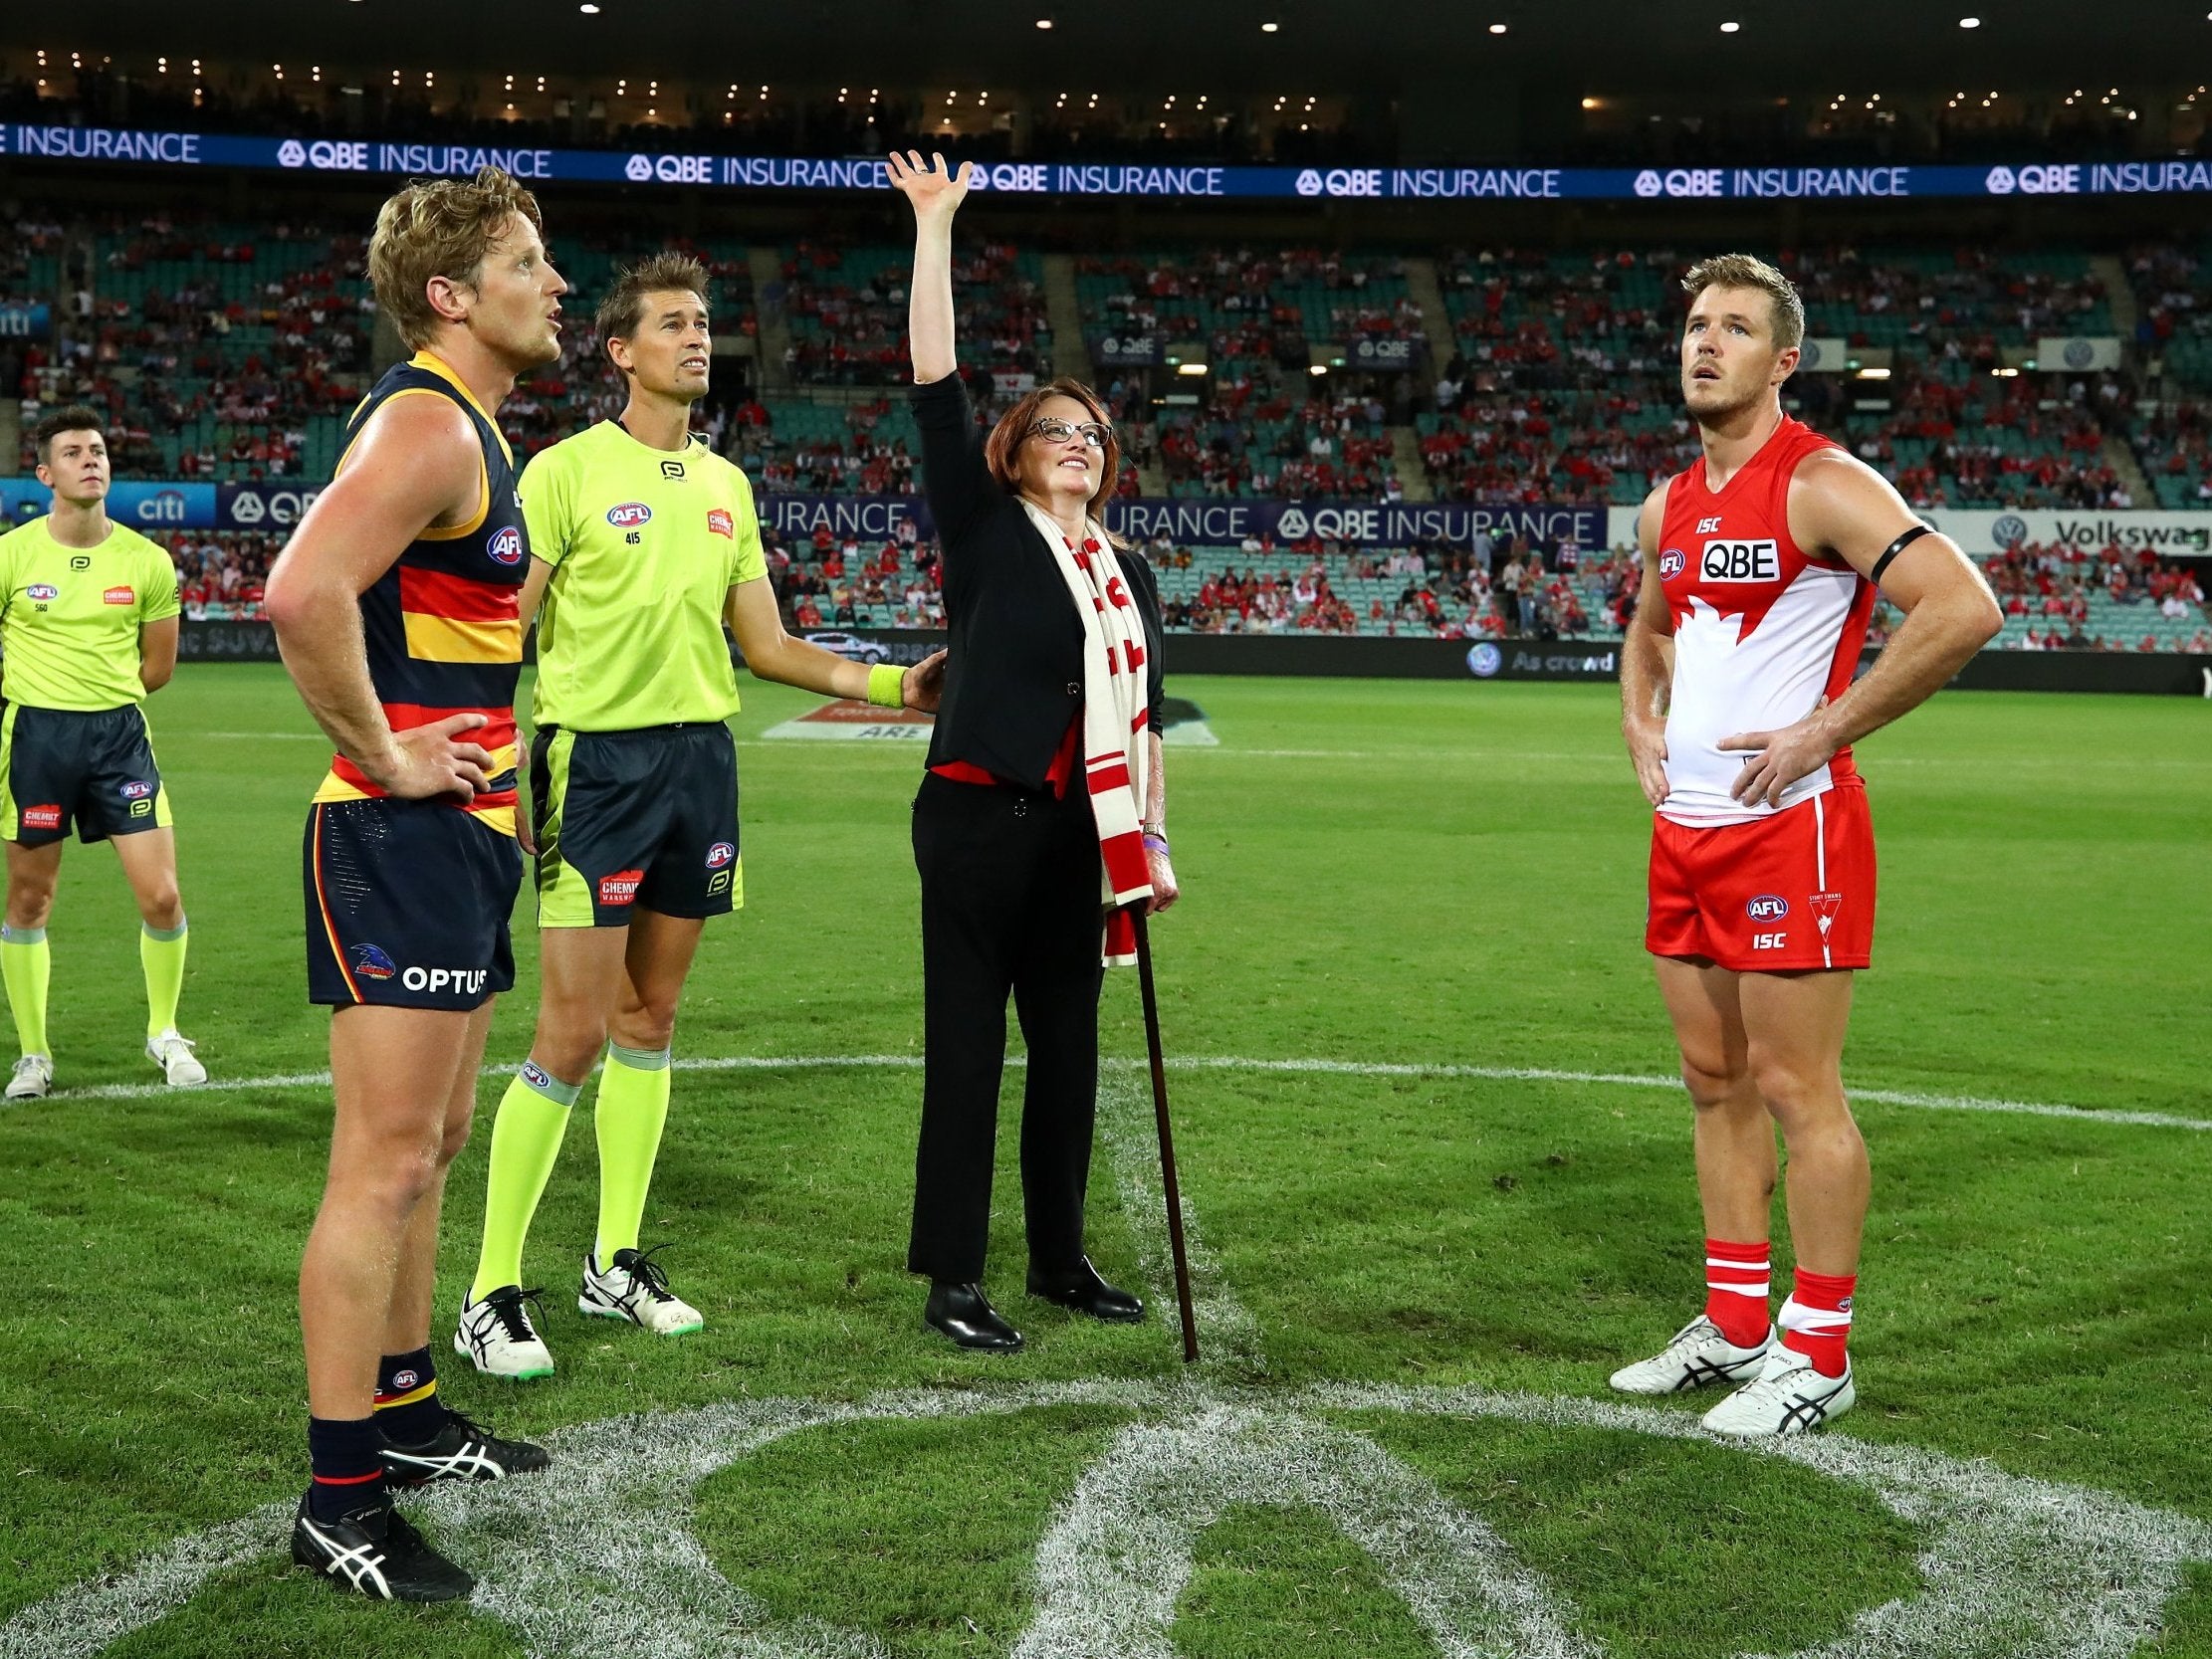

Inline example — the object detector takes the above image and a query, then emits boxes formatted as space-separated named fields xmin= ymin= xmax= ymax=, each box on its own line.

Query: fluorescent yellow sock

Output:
xmin=470 ymin=1065 xmax=581 ymax=1302
xmin=140 ymin=919 xmax=188 ymax=1037
xmin=594 ymin=1044 xmax=672 ymax=1263
xmin=0 ymin=926 xmax=51 ymax=1057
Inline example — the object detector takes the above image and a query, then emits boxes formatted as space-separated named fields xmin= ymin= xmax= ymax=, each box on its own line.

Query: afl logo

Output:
xmin=349 ymin=942 xmax=399 ymax=981
xmin=25 ymin=584 xmax=58 ymax=601
xmin=1745 ymin=895 xmax=1790 ymax=922
xmin=486 ymin=524 xmax=525 ymax=565
xmin=1659 ymin=547 xmax=1686 ymax=579
xmin=705 ymin=840 xmax=737 ymax=870
xmin=606 ymin=502 xmax=653 ymax=529
xmin=120 ymin=780 xmax=154 ymax=800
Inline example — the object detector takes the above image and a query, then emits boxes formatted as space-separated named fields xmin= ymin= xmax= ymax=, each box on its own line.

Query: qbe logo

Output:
xmin=486 ymin=524 xmax=524 ymax=565
xmin=605 ymin=502 xmax=653 ymax=528
xmin=1986 ymin=163 xmax=2079 ymax=195
xmin=626 ymin=153 xmax=714 ymax=184
xmin=1745 ymin=894 xmax=1790 ymax=922
xmin=705 ymin=841 xmax=737 ymax=870
xmin=1465 ymin=643 xmax=1502 ymax=680
xmin=280 ymin=138 xmax=368 ymax=171
xmin=1658 ymin=547 xmax=1686 ymax=580
xmin=1295 ymin=169 xmax=1325 ymax=196
xmin=1636 ymin=168 xmax=1723 ymax=198
xmin=1700 ymin=538 xmax=1780 ymax=582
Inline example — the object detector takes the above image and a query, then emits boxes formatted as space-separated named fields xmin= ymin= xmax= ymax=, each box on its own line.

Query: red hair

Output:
xmin=983 ymin=376 xmax=1122 ymax=522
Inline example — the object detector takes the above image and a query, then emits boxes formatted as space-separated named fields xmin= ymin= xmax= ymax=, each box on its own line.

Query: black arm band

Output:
xmin=1869 ymin=523 xmax=1932 ymax=587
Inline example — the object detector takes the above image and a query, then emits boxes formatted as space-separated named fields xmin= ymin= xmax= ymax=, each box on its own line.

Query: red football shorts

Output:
xmin=1646 ymin=780 xmax=1877 ymax=972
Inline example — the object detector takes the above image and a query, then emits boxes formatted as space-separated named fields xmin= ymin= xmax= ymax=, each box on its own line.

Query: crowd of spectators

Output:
xmin=778 ymin=240 xmax=1047 ymax=387
xmin=1985 ymin=540 xmax=2212 ymax=651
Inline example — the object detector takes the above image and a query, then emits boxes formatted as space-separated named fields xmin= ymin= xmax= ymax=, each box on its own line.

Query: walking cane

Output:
xmin=1132 ymin=908 xmax=1200 ymax=1363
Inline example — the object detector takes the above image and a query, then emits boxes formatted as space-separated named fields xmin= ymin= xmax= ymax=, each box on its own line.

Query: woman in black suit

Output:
xmin=889 ymin=151 xmax=1181 ymax=1353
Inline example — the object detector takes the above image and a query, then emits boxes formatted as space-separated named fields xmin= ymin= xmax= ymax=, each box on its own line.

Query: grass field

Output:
xmin=0 ymin=665 xmax=2207 ymax=1659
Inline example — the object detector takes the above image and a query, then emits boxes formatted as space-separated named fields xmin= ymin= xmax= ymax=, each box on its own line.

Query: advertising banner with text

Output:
xmin=8 ymin=122 xmax=2212 ymax=203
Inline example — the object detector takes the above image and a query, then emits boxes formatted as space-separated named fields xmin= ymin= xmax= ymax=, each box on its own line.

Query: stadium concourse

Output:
xmin=5 ymin=203 xmax=2210 ymax=650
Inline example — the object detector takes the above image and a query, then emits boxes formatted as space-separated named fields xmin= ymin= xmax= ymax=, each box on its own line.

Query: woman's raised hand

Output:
xmin=887 ymin=151 xmax=973 ymax=222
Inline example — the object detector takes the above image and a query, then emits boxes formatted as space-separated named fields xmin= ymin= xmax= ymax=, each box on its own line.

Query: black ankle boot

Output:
xmin=1026 ymin=1257 xmax=1145 ymax=1323
xmin=924 ymin=1281 xmax=1024 ymax=1351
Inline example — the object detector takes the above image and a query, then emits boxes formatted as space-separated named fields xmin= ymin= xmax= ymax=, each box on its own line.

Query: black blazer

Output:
xmin=912 ymin=372 xmax=1165 ymax=789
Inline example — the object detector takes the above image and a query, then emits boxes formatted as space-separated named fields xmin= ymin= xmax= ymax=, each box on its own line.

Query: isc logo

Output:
xmin=1700 ymin=539 xmax=1780 ymax=582
xmin=605 ymin=503 xmax=653 ymax=529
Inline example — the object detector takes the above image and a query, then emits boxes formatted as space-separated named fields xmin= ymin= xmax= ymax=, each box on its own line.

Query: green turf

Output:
xmin=0 ymin=667 xmax=2207 ymax=1657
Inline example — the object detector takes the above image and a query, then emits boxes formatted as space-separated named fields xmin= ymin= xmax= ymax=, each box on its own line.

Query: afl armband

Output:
xmin=1870 ymin=523 xmax=1932 ymax=588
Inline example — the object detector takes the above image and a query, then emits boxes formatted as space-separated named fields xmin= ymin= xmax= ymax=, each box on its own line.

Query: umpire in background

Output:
xmin=891 ymin=151 xmax=1182 ymax=1353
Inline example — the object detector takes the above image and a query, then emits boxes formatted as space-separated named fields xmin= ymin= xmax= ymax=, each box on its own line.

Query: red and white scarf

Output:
xmin=1022 ymin=501 xmax=1153 ymax=966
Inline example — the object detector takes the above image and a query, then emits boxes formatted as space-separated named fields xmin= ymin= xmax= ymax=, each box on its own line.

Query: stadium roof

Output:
xmin=23 ymin=1 xmax=2204 ymax=98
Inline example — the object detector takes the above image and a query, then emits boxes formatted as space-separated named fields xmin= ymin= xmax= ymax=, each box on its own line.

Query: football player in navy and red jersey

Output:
xmin=1610 ymin=254 xmax=2000 ymax=1435
xmin=266 ymin=168 xmax=562 ymax=1601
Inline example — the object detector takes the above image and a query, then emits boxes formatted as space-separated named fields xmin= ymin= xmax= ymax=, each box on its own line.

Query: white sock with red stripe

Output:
xmin=1703 ymin=1237 xmax=1772 ymax=1348
xmin=1779 ymin=1267 xmax=1856 ymax=1377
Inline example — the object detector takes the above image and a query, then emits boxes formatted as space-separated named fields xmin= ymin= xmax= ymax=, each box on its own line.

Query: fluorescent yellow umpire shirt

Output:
xmin=0 ymin=518 xmax=182 ymax=710
xmin=519 ymin=423 xmax=770 ymax=730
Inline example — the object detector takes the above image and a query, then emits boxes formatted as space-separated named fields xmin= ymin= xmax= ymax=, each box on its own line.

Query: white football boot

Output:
xmin=146 ymin=1029 xmax=207 ymax=1086
xmin=1609 ymin=1315 xmax=1774 ymax=1395
xmin=1701 ymin=1344 xmax=1857 ymax=1437
xmin=453 ymin=1286 xmax=555 ymax=1380
xmin=579 ymin=1247 xmax=703 ymax=1335
xmin=5 ymin=1054 xmax=52 ymax=1101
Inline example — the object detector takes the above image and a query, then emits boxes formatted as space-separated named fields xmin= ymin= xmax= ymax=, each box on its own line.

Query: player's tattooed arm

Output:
xmin=1720 ymin=451 xmax=2004 ymax=808
xmin=267 ymin=395 xmax=495 ymax=800
xmin=1620 ymin=483 xmax=1673 ymax=807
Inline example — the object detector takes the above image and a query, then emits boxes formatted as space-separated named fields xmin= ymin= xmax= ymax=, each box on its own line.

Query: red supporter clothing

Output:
xmin=931 ymin=711 xmax=1081 ymax=797
xmin=1654 ymin=417 xmax=1876 ymax=826
xmin=1647 ymin=415 xmax=1880 ymax=971
xmin=1647 ymin=779 xmax=1877 ymax=971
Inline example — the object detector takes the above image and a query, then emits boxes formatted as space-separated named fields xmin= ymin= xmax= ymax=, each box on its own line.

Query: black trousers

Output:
xmin=908 ymin=771 xmax=1107 ymax=1283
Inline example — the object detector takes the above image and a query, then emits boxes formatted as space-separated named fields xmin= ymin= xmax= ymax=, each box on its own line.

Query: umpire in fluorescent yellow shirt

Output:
xmin=0 ymin=405 xmax=204 ymax=1101
xmin=455 ymin=253 xmax=945 ymax=1379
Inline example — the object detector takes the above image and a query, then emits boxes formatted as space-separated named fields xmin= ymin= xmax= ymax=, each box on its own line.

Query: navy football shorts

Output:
xmin=304 ymin=796 xmax=521 ymax=1010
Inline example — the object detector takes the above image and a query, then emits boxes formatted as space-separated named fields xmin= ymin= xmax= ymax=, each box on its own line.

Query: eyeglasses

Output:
xmin=1027 ymin=416 xmax=1112 ymax=450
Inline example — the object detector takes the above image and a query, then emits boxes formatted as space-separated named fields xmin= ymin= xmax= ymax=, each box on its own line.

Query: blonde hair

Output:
xmin=368 ymin=166 xmax=546 ymax=349
xmin=1681 ymin=253 xmax=1805 ymax=351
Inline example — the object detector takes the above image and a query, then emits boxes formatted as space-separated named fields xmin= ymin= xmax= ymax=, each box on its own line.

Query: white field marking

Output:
xmin=7 ymin=1379 xmax=2208 ymax=1659
xmin=42 ymin=1052 xmax=2212 ymax=1134
xmin=1096 ymin=1074 xmax=1266 ymax=1372
xmin=1015 ymin=1399 xmax=1596 ymax=1659
xmin=196 ymin=730 xmax=327 ymax=740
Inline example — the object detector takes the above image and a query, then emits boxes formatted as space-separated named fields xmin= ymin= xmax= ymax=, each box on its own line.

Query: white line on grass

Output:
xmin=46 ymin=1052 xmax=2210 ymax=1133
xmin=9 ymin=1379 xmax=2208 ymax=1659
xmin=1096 ymin=1074 xmax=1267 ymax=1372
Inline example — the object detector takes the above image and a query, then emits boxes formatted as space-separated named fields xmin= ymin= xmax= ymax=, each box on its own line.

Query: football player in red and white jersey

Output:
xmin=1611 ymin=254 xmax=2000 ymax=1435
